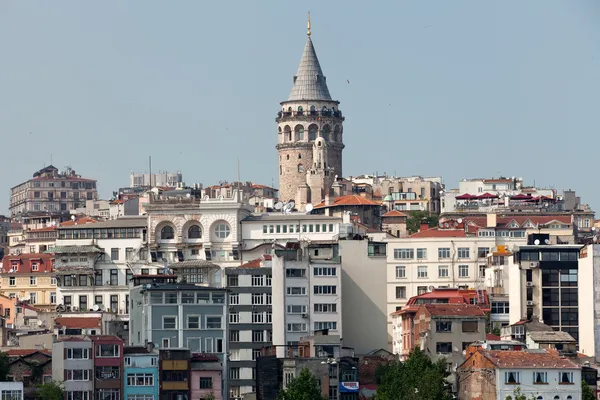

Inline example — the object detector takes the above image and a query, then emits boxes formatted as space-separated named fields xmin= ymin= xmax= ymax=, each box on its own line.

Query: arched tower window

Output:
xmin=308 ymin=124 xmax=318 ymax=141
xmin=188 ymin=225 xmax=202 ymax=239
xmin=284 ymin=125 xmax=292 ymax=142
xmin=286 ymin=155 xmax=290 ymax=160
xmin=298 ymin=164 xmax=303 ymax=173
xmin=298 ymin=154 xmax=302 ymax=159
xmin=321 ymin=125 xmax=331 ymax=141
xmin=297 ymin=106 xmax=303 ymax=111
xmin=295 ymin=125 xmax=304 ymax=141
xmin=333 ymin=125 xmax=340 ymax=142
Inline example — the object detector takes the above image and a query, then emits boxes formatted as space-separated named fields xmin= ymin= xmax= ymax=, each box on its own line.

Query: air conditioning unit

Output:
xmin=301 ymin=313 xmax=309 ymax=319
xmin=526 ymin=301 xmax=535 ymax=306
xmin=529 ymin=262 xmax=539 ymax=268
xmin=526 ymin=282 xmax=534 ymax=287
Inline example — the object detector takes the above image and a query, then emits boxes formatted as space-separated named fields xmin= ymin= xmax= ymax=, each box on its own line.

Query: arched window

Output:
xmin=161 ymin=226 xmax=174 ymax=240
xmin=297 ymin=106 xmax=303 ymax=112
xmin=215 ymin=223 xmax=231 ymax=239
xmin=298 ymin=154 xmax=302 ymax=159
xmin=321 ymin=125 xmax=331 ymax=141
xmin=298 ymin=164 xmax=303 ymax=173
xmin=310 ymin=105 xmax=316 ymax=115
xmin=553 ymin=396 xmax=560 ymax=400
xmin=188 ymin=225 xmax=202 ymax=239
xmin=286 ymin=155 xmax=290 ymax=160
xmin=308 ymin=125 xmax=317 ymax=141
xmin=295 ymin=125 xmax=304 ymax=141
xmin=284 ymin=125 xmax=292 ymax=142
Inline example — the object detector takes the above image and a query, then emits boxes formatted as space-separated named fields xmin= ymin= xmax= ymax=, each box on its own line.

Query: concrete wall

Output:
xmin=578 ymin=244 xmax=599 ymax=359
xmin=339 ymin=240 xmax=389 ymax=353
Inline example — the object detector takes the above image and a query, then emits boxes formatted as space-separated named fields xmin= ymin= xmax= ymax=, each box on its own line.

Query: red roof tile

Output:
xmin=314 ymin=195 xmax=380 ymax=208
xmin=27 ymin=226 xmax=56 ymax=233
xmin=482 ymin=350 xmax=580 ymax=369
xmin=420 ymin=304 xmax=486 ymax=317
xmin=239 ymin=259 xmax=262 ymax=268
xmin=5 ymin=349 xmax=51 ymax=357
xmin=382 ymin=210 xmax=408 ymax=218
xmin=55 ymin=317 xmax=101 ymax=329
xmin=60 ymin=217 xmax=98 ymax=227
xmin=1 ymin=253 xmax=54 ymax=273
xmin=409 ymin=228 xmax=466 ymax=238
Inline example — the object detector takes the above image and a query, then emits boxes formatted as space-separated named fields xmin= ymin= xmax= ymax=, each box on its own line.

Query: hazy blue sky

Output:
xmin=1 ymin=1 xmax=599 ymax=214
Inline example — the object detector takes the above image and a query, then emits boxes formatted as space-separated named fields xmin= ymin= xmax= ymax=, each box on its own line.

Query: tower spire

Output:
xmin=307 ymin=12 xmax=311 ymax=37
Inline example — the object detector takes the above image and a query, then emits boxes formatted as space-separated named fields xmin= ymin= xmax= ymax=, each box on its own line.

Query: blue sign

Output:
xmin=339 ymin=382 xmax=359 ymax=393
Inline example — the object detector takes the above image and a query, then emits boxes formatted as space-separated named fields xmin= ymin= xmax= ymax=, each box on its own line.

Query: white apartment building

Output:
xmin=130 ymin=171 xmax=183 ymax=188
xmin=578 ymin=244 xmax=600 ymax=361
xmin=385 ymin=218 xmax=528 ymax=346
xmin=52 ymin=216 xmax=149 ymax=318
xmin=272 ymin=243 xmax=342 ymax=358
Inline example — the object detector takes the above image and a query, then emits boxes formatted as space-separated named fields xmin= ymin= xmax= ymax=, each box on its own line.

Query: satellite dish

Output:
xmin=186 ymin=193 xmax=191 ymax=198
xmin=445 ymin=223 xmax=450 ymax=228
xmin=534 ymin=239 xmax=540 ymax=245
xmin=428 ymin=285 xmax=435 ymax=292
xmin=203 ymin=195 xmax=209 ymax=200
xmin=305 ymin=204 xmax=314 ymax=213
xmin=544 ymin=239 xmax=550 ymax=244
xmin=71 ymin=215 xmax=76 ymax=221
xmin=457 ymin=218 xmax=463 ymax=224
xmin=283 ymin=202 xmax=294 ymax=214
xmin=92 ymin=304 xmax=100 ymax=312
xmin=274 ymin=202 xmax=283 ymax=210
xmin=288 ymin=200 xmax=295 ymax=210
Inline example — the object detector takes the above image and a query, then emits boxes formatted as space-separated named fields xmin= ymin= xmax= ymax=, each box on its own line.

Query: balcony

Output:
xmin=162 ymin=360 xmax=188 ymax=370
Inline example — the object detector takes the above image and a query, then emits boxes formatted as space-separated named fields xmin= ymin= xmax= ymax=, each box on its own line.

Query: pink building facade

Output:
xmin=190 ymin=354 xmax=223 ymax=400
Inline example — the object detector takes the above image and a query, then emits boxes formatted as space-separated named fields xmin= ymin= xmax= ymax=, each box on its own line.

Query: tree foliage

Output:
xmin=582 ymin=381 xmax=596 ymax=400
xmin=504 ymin=386 xmax=538 ymax=400
xmin=374 ymin=348 xmax=452 ymax=400
xmin=277 ymin=368 xmax=326 ymax=400
xmin=0 ymin=352 xmax=10 ymax=381
xmin=35 ymin=381 xmax=64 ymax=400
xmin=406 ymin=211 xmax=439 ymax=235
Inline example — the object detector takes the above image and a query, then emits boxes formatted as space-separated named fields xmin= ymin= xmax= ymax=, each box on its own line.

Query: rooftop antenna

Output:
xmin=149 ymin=156 xmax=152 ymax=187
xmin=237 ymin=158 xmax=241 ymax=188
xmin=307 ymin=12 xmax=311 ymax=37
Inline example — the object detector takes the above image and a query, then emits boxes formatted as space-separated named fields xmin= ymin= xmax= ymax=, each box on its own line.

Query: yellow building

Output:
xmin=0 ymin=253 xmax=56 ymax=311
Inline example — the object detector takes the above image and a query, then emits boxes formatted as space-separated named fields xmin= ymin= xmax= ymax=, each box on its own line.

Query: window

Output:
xmin=458 ymin=265 xmax=469 ymax=277
xmin=298 ymin=164 xmax=303 ymax=173
xmin=29 ymin=292 xmax=37 ymax=304
xmin=215 ymin=223 xmax=231 ymax=239
xmin=479 ymin=265 xmax=486 ymax=278
xmin=491 ymin=301 xmax=510 ymax=314
xmin=206 ymin=316 xmax=222 ymax=329
xmin=435 ymin=342 xmax=452 ymax=354
xmin=127 ymin=373 xmax=154 ymax=386
xmin=111 ymin=248 xmax=119 ymax=260
xmin=314 ymin=285 xmax=336 ymax=295
xmin=533 ymin=371 xmax=548 ymax=384
xmin=78 ymin=275 xmax=87 ymax=286
xmin=417 ymin=266 xmax=428 ymax=278
xmin=199 ymin=377 xmax=213 ymax=389
xmin=79 ymin=295 xmax=88 ymax=311
xmin=50 ymin=292 xmax=56 ymax=304
xmin=287 ymin=287 xmax=306 ymax=295
xmin=66 ymin=392 xmax=89 ymax=400
xmin=266 ymin=275 xmax=272 ymax=286
xmin=313 ymin=267 xmax=336 ymax=276
xmin=395 ymin=286 xmax=406 ymax=299
xmin=125 ymin=248 xmax=134 ymax=261
xmin=560 ymin=371 xmax=574 ymax=384
xmin=187 ymin=316 xmax=200 ymax=329
xmin=266 ymin=293 xmax=272 ymax=304
xmin=230 ymin=293 xmax=239 ymax=305
xmin=252 ymin=293 xmax=264 ymax=305
xmin=229 ymin=312 xmax=239 ymax=324
xmin=110 ymin=269 xmax=118 ymax=285
xmin=286 ymin=268 xmax=306 ymax=278
xmin=30 ymin=276 xmax=37 ymax=285
xmin=287 ymin=323 xmax=307 ymax=332
xmin=228 ymin=275 xmax=239 ymax=287
xmin=417 ymin=286 xmax=428 ymax=295
xmin=457 ymin=248 xmax=470 ymax=259
xmin=252 ymin=312 xmax=264 ymax=323
xmin=436 ymin=321 xmax=452 ymax=332
xmin=252 ymin=330 xmax=264 ymax=342
xmin=438 ymin=248 xmax=450 ymax=259
xmin=31 ymin=262 xmax=39 ymax=271
xmin=67 ymin=348 xmax=89 ymax=359
xmin=188 ymin=225 xmax=202 ymax=238
xmin=67 ymin=370 xmax=90 ymax=381
xmin=161 ymin=225 xmax=174 ymax=239
xmin=9 ymin=277 xmax=15 ymax=286
xmin=438 ymin=265 xmax=449 ymax=278
xmin=477 ymin=247 xmax=489 ymax=258
xmin=288 ymin=305 xmax=307 ymax=314
xmin=96 ymin=344 xmax=119 ymax=358
xmin=230 ymin=368 xmax=240 ymax=380
xmin=417 ymin=248 xmax=427 ymax=259
xmin=95 ymin=366 xmax=120 ymax=380
xmin=314 ymin=303 xmax=336 ymax=313
xmin=462 ymin=320 xmax=479 ymax=333
xmin=163 ymin=316 xmax=177 ymax=329
xmin=395 ymin=266 xmax=406 ymax=279
xmin=314 ymin=321 xmax=337 ymax=330
xmin=252 ymin=275 xmax=264 ymax=286
xmin=394 ymin=249 xmax=414 ymax=259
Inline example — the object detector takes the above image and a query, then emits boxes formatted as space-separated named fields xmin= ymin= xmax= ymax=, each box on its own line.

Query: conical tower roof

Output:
xmin=287 ymin=37 xmax=332 ymax=102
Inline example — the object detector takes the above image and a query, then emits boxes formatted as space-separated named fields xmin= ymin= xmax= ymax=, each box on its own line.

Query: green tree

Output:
xmin=504 ymin=386 xmax=538 ymax=400
xmin=202 ymin=393 xmax=216 ymax=400
xmin=277 ymin=368 xmax=326 ymax=400
xmin=582 ymin=381 xmax=596 ymax=400
xmin=35 ymin=381 xmax=64 ymax=400
xmin=0 ymin=352 xmax=10 ymax=381
xmin=406 ymin=211 xmax=439 ymax=235
xmin=374 ymin=348 xmax=452 ymax=400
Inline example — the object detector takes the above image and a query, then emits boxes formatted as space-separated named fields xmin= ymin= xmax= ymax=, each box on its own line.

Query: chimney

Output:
xmin=325 ymin=195 xmax=331 ymax=207
xmin=486 ymin=213 xmax=497 ymax=228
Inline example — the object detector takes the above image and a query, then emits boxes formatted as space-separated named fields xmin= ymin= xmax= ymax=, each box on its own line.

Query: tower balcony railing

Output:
xmin=277 ymin=110 xmax=343 ymax=119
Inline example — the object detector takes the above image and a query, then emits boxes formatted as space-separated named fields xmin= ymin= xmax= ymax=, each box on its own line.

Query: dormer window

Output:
xmin=31 ymin=262 xmax=39 ymax=272
xmin=11 ymin=261 xmax=18 ymax=272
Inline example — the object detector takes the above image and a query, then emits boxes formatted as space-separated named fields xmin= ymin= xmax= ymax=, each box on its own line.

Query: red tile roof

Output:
xmin=239 ymin=258 xmax=262 ymax=268
xmin=27 ymin=226 xmax=56 ymax=233
xmin=60 ymin=217 xmax=98 ymax=227
xmin=314 ymin=195 xmax=380 ymax=208
xmin=382 ymin=210 xmax=408 ymax=218
xmin=5 ymin=349 xmax=51 ymax=357
xmin=409 ymin=228 xmax=466 ymax=238
xmin=462 ymin=215 xmax=572 ymax=229
xmin=482 ymin=350 xmax=580 ymax=369
xmin=420 ymin=304 xmax=486 ymax=317
xmin=55 ymin=317 xmax=101 ymax=329
xmin=1 ymin=253 xmax=54 ymax=273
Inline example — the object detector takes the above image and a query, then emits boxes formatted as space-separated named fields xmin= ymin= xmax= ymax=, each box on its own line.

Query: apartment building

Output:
xmin=578 ymin=244 xmax=600 ymax=360
xmin=51 ymin=217 xmax=148 ymax=322
xmin=123 ymin=346 xmax=160 ymax=400
xmin=9 ymin=165 xmax=98 ymax=217
xmin=52 ymin=336 xmax=94 ymax=399
xmin=0 ymin=253 xmax=56 ymax=311
xmin=144 ymin=188 xmax=253 ymax=284
xmin=191 ymin=354 xmax=224 ymax=400
xmin=92 ymin=335 xmax=124 ymax=400
xmin=130 ymin=171 xmax=183 ymax=188
xmin=271 ymin=243 xmax=342 ymax=359
xmin=159 ymin=348 xmax=191 ymax=400
xmin=225 ymin=256 xmax=273 ymax=399
xmin=510 ymin=234 xmax=584 ymax=345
